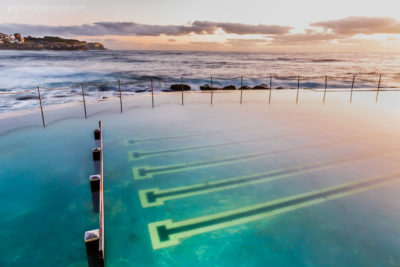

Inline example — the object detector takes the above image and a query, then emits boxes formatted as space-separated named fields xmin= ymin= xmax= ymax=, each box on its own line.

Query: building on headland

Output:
xmin=0 ymin=32 xmax=106 ymax=50
xmin=14 ymin=33 xmax=24 ymax=43
xmin=0 ymin=33 xmax=24 ymax=44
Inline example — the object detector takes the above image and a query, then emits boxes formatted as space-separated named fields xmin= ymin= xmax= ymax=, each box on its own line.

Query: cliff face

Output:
xmin=0 ymin=35 xmax=106 ymax=51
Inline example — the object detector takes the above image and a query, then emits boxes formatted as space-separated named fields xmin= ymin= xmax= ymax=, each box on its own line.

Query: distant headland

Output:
xmin=0 ymin=33 xmax=106 ymax=51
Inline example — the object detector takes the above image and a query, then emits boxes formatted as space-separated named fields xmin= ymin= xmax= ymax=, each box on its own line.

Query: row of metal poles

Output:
xmin=3 ymin=74 xmax=388 ymax=128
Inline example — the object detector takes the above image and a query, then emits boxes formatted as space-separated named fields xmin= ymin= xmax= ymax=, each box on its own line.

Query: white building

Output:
xmin=0 ymin=33 xmax=23 ymax=44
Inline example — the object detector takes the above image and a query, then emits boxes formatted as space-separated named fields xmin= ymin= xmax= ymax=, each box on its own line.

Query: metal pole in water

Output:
xmin=37 ymin=87 xmax=45 ymax=128
xmin=118 ymin=80 xmax=123 ymax=113
xmin=82 ymin=83 xmax=88 ymax=119
xmin=240 ymin=76 xmax=243 ymax=104
xmin=296 ymin=76 xmax=300 ymax=104
xmin=181 ymin=77 xmax=184 ymax=106
xmin=151 ymin=78 xmax=154 ymax=108
xmin=323 ymin=76 xmax=328 ymax=104
xmin=268 ymin=76 xmax=272 ymax=104
xmin=350 ymin=75 xmax=355 ymax=103
xmin=375 ymin=75 xmax=382 ymax=103
xmin=210 ymin=77 xmax=213 ymax=105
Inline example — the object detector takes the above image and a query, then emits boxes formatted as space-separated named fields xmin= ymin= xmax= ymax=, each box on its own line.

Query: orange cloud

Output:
xmin=311 ymin=16 xmax=400 ymax=35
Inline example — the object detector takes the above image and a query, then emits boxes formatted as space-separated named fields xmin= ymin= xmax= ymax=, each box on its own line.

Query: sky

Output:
xmin=1 ymin=0 xmax=400 ymax=52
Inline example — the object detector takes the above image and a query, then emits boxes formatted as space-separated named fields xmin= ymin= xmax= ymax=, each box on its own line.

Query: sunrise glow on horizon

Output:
xmin=1 ymin=0 xmax=400 ymax=52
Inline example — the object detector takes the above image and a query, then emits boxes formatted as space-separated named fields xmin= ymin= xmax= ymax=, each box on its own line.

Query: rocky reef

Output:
xmin=0 ymin=34 xmax=106 ymax=51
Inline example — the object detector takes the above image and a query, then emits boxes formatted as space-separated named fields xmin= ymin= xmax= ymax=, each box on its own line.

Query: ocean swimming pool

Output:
xmin=1 ymin=91 xmax=400 ymax=266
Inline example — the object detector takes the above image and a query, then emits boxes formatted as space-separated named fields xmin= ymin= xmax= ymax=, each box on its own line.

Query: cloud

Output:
xmin=2 ymin=16 xmax=400 ymax=52
xmin=225 ymin=38 xmax=270 ymax=46
xmin=311 ymin=16 xmax=400 ymax=35
xmin=190 ymin=21 xmax=291 ymax=35
xmin=270 ymin=31 xmax=345 ymax=45
xmin=0 ymin=21 xmax=291 ymax=37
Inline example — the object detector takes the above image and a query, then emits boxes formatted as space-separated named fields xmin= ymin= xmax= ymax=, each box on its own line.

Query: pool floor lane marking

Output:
xmin=139 ymin=150 xmax=392 ymax=207
xmin=124 ymin=132 xmax=218 ymax=146
xmin=123 ymin=125 xmax=353 ymax=146
xmin=132 ymin=136 xmax=366 ymax=180
xmin=148 ymin=172 xmax=400 ymax=249
xmin=128 ymin=135 xmax=288 ymax=160
xmin=123 ymin=126 xmax=293 ymax=146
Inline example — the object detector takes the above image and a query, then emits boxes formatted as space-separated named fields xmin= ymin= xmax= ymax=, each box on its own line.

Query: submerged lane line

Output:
xmin=132 ymin=136 xmax=364 ymax=180
xmin=138 ymin=150 xmax=391 ymax=207
xmin=124 ymin=132 xmax=220 ymax=146
xmin=128 ymin=134 xmax=290 ymax=160
xmin=123 ymin=123 xmax=354 ymax=146
xmin=123 ymin=125 xmax=290 ymax=146
xmin=148 ymin=172 xmax=400 ymax=249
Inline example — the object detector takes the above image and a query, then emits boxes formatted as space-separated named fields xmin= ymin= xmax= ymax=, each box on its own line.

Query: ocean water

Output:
xmin=1 ymin=50 xmax=400 ymax=112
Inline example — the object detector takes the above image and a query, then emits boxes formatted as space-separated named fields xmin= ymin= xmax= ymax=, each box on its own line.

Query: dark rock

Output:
xmin=239 ymin=86 xmax=251 ymax=90
xmin=276 ymin=87 xmax=284 ymax=89
xmin=200 ymin=84 xmax=210 ymax=90
xmin=170 ymin=84 xmax=191 ymax=91
xmin=16 ymin=95 xmax=37 ymax=100
xmin=135 ymin=89 xmax=147 ymax=93
xmin=253 ymin=84 xmax=269 ymax=89
xmin=223 ymin=85 xmax=237 ymax=90
xmin=162 ymin=89 xmax=171 ymax=92
xmin=102 ymin=96 xmax=108 ymax=99
xmin=200 ymin=84 xmax=221 ymax=90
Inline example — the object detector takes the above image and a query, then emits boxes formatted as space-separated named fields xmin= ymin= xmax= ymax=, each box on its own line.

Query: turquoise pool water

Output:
xmin=1 ymin=94 xmax=400 ymax=266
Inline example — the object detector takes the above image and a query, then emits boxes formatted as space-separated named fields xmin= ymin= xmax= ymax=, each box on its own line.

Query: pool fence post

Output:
xmin=90 ymin=175 xmax=100 ymax=212
xmin=37 ymin=86 xmax=46 ymax=128
xmin=323 ymin=76 xmax=328 ymax=104
xmin=181 ymin=77 xmax=184 ymax=106
xmin=81 ymin=83 xmax=88 ymax=119
xmin=350 ymin=75 xmax=355 ymax=103
xmin=92 ymin=147 xmax=101 ymax=174
xmin=376 ymin=75 xmax=382 ymax=103
xmin=240 ymin=76 xmax=243 ymax=104
xmin=210 ymin=77 xmax=213 ymax=105
xmin=296 ymin=76 xmax=300 ymax=104
xmin=85 ymin=229 xmax=102 ymax=267
xmin=268 ymin=76 xmax=272 ymax=104
xmin=94 ymin=128 xmax=101 ymax=148
xmin=118 ymin=81 xmax=123 ymax=113
xmin=151 ymin=79 xmax=154 ymax=108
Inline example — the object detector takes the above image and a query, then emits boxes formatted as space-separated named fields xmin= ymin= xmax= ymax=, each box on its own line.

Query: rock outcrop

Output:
xmin=170 ymin=84 xmax=191 ymax=91
xmin=253 ymin=84 xmax=269 ymax=89
xmin=223 ymin=85 xmax=237 ymax=90
xmin=200 ymin=84 xmax=221 ymax=90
